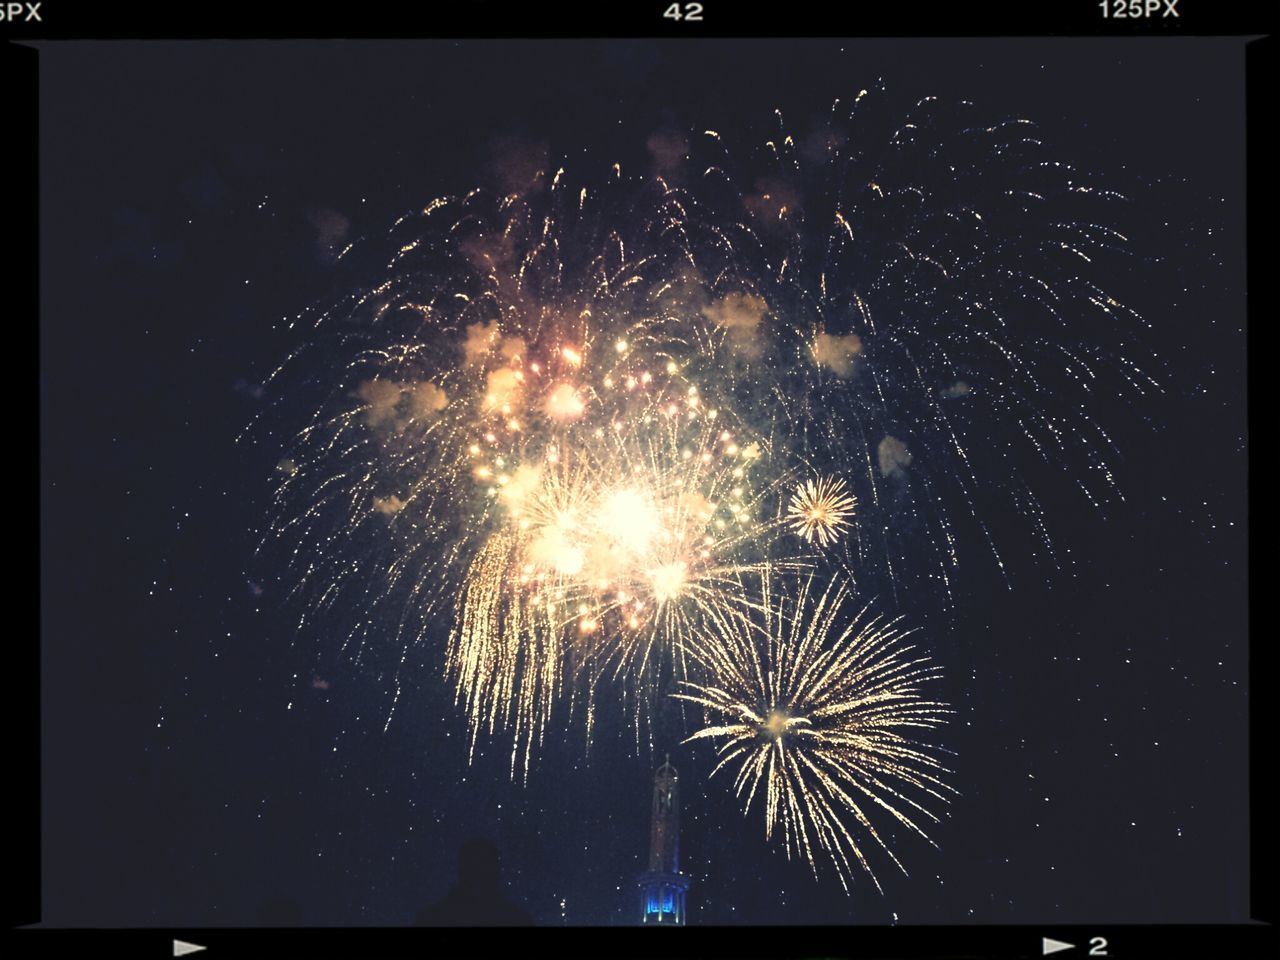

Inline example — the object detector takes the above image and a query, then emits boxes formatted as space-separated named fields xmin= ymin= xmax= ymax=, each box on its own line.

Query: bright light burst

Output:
xmin=676 ymin=573 xmax=955 ymax=892
xmin=446 ymin=375 xmax=800 ymax=775
xmin=788 ymin=475 xmax=858 ymax=546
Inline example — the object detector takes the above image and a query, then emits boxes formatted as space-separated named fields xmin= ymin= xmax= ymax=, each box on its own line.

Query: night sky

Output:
xmin=39 ymin=38 xmax=1249 ymax=927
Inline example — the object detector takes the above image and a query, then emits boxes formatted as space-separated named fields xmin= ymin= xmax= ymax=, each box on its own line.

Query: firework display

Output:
xmin=262 ymin=87 xmax=1151 ymax=889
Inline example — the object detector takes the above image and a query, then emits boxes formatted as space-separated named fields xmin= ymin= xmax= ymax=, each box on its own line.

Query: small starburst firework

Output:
xmin=787 ymin=475 xmax=857 ymax=546
xmin=676 ymin=574 xmax=955 ymax=892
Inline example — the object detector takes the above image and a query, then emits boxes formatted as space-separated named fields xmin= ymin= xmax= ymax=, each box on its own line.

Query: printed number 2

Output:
xmin=664 ymin=3 xmax=704 ymax=21
xmin=1089 ymin=938 xmax=1109 ymax=957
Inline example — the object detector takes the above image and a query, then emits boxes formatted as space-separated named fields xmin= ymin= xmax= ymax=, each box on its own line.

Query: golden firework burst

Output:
xmin=441 ymin=326 xmax=801 ymax=773
xmin=787 ymin=475 xmax=857 ymax=546
xmin=676 ymin=573 xmax=955 ymax=892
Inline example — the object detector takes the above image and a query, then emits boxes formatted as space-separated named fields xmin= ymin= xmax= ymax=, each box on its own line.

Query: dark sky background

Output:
xmin=38 ymin=38 xmax=1248 ymax=928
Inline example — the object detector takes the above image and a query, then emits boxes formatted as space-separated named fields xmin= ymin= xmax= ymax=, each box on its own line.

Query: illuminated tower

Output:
xmin=636 ymin=756 xmax=691 ymax=924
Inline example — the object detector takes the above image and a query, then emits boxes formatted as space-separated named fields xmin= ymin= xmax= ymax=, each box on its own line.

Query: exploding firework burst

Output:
xmin=445 ymin=377 xmax=804 ymax=775
xmin=788 ymin=475 xmax=858 ymax=546
xmin=675 ymin=573 xmax=955 ymax=892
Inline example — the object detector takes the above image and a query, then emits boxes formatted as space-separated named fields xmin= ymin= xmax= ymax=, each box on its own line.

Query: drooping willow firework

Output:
xmin=255 ymin=83 xmax=1151 ymax=869
xmin=675 ymin=573 xmax=956 ymax=892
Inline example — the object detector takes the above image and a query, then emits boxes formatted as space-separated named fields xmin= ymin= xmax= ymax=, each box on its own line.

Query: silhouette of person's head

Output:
xmin=457 ymin=837 xmax=501 ymax=891
xmin=414 ymin=835 xmax=532 ymax=926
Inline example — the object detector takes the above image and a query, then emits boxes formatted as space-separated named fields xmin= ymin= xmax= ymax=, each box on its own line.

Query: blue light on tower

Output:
xmin=636 ymin=757 xmax=691 ymax=924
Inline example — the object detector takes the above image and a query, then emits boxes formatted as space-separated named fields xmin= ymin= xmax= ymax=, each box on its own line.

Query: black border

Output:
xmin=3 ymin=924 xmax=1279 ymax=958
xmin=13 ymin=34 xmax=40 ymax=935
xmin=14 ymin=1 xmax=1276 ymax=957
xmin=1244 ymin=29 xmax=1273 ymax=936
xmin=0 ymin=0 xmax=1273 ymax=40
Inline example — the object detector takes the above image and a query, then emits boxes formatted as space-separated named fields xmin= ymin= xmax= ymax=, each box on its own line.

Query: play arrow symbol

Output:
xmin=1042 ymin=937 xmax=1075 ymax=956
xmin=173 ymin=941 xmax=207 ymax=957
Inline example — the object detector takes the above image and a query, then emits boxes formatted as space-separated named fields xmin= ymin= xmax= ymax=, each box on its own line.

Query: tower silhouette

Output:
xmin=636 ymin=756 xmax=691 ymax=924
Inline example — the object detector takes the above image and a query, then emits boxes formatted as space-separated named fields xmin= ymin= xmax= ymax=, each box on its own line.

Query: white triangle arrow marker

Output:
xmin=1043 ymin=937 xmax=1075 ymax=956
xmin=173 ymin=941 xmax=207 ymax=957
